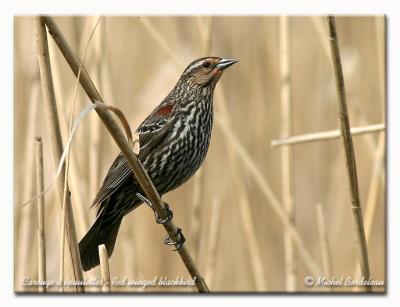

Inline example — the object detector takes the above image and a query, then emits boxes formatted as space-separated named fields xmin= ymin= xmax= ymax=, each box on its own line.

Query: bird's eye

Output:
xmin=202 ymin=61 xmax=211 ymax=68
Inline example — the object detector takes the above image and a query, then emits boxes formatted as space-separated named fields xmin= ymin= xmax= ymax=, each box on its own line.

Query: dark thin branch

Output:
xmin=34 ymin=17 xmax=85 ymax=292
xmin=42 ymin=16 xmax=209 ymax=293
xmin=327 ymin=16 xmax=372 ymax=292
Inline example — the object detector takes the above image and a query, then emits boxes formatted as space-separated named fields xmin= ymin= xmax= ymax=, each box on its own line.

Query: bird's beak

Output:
xmin=216 ymin=58 xmax=239 ymax=70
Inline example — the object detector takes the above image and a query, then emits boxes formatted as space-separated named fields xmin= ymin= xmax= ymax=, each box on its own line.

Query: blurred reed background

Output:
xmin=14 ymin=16 xmax=385 ymax=292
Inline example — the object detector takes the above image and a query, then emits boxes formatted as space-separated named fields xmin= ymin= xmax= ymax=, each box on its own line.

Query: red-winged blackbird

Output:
xmin=79 ymin=57 xmax=238 ymax=271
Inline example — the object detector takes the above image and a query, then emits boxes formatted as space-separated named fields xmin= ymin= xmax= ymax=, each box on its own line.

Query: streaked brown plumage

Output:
xmin=79 ymin=57 xmax=238 ymax=271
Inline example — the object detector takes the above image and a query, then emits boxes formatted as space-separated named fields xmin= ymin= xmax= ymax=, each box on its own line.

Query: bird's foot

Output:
xmin=136 ymin=193 xmax=173 ymax=224
xmin=136 ymin=192 xmax=184 ymax=251
xmin=164 ymin=228 xmax=185 ymax=251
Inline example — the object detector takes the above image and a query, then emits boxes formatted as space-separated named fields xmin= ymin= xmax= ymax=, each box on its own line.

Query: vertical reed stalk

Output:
xmin=99 ymin=244 xmax=111 ymax=292
xmin=34 ymin=16 xmax=84 ymax=292
xmin=35 ymin=137 xmax=46 ymax=293
xmin=327 ymin=16 xmax=371 ymax=292
xmin=279 ymin=16 xmax=296 ymax=291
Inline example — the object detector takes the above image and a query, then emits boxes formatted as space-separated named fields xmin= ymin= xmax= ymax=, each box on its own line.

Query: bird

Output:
xmin=79 ymin=57 xmax=238 ymax=271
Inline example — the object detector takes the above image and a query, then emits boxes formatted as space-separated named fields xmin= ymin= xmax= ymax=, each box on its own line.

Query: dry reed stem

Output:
xmin=327 ymin=16 xmax=371 ymax=292
xmin=315 ymin=204 xmax=332 ymax=280
xmin=279 ymin=16 xmax=296 ymax=291
xmin=313 ymin=16 xmax=384 ymax=276
xmin=42 ymin=16 xmax=209 ymax=293
xmin=35 ymin=137 xmax=46 ymax=293
xmin=271 ymin=124 xmax=385 ymax=147
xmin=98 ymin=244 xmax=111 ymax=292
xmin=34 ymin=16 xmax=85 ymax=292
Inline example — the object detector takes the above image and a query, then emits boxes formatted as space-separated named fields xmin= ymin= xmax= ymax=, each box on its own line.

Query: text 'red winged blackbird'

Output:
xmin=79 ymin=57 xmax=238 ymax=271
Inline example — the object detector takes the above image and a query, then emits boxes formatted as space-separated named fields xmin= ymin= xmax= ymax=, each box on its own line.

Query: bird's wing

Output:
xmin=91 ymin=101 xmax=175 ymax=210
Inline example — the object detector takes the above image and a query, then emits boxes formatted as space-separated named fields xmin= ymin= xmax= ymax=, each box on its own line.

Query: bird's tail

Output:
xmin=79 ymin=213 xmax=122 ymax=271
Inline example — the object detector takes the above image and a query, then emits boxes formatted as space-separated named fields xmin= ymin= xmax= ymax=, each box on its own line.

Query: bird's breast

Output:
xmin=146 ymin=100 xmax=213 ymax=194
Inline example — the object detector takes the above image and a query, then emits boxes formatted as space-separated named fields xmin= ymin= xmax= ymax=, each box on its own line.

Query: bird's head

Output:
xmin=180 ymin=57 xmax=238 ymax=88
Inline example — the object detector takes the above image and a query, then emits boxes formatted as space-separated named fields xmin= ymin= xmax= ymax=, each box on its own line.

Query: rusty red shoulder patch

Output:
xmin=154 ymin=104 xmax=174 ymax=117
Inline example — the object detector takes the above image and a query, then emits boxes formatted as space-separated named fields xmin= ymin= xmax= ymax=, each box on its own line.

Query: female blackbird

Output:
xmin=79 ymin=57 xmax=238 ymax=271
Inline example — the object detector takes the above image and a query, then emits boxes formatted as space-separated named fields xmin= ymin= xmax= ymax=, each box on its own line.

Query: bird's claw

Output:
xmin=136 ymin=193 xmax=173 ymax=224
xmin=164 ymin=228 xmax=185 ymax=251
xmin=136 ymin=192 xmax=184 ymax=251
xmin=155 ymin=202 xmax=174 ymax=224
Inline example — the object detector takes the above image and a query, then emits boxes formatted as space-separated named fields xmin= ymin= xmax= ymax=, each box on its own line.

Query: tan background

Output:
xmin=14 ymin=16 xmax=385 ymax=292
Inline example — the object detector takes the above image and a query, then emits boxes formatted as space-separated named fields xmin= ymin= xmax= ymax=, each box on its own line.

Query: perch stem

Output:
xmin=327 ymin=16 xmax=371 ymax=292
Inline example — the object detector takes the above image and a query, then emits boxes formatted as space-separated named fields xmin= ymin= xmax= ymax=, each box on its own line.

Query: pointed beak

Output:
xmin=216 ymin=58 xmax=239 ymax=70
